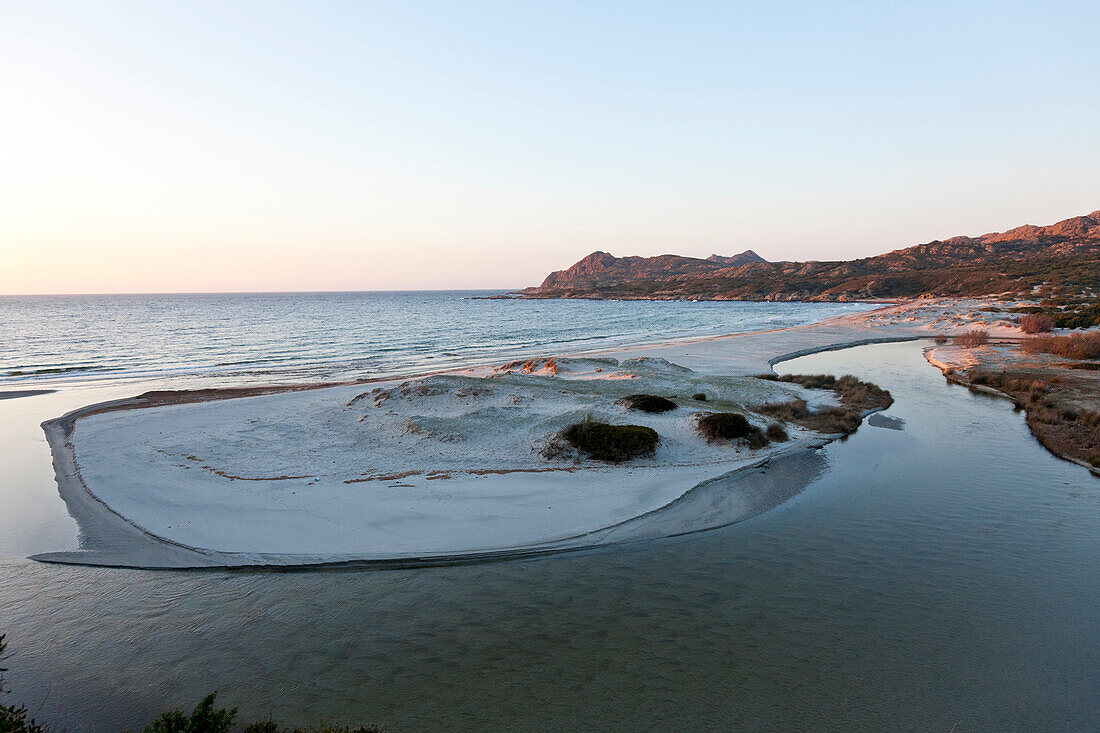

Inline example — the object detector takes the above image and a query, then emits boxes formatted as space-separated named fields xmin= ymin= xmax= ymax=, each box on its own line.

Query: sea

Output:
xmin=0 ymin=291 xmax=876 ymax=389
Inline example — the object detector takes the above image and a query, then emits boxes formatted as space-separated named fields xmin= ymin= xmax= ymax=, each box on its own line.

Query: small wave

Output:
xmin=5 ymin=365 xmax=118 ymax=377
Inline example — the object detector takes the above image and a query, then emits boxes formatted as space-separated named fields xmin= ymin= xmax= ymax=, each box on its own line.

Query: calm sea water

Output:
xmin=0 ymin=292 xmax=875 ymax=388
xmin=1 ymin=342 xmax=1097 ymax=731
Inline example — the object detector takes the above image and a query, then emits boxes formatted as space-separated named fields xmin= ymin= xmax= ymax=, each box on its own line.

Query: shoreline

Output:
xmin=923 ymin=343 xmax=1100 ymax=476
xmin=35 ymin=298 xmax=1031 ymax=569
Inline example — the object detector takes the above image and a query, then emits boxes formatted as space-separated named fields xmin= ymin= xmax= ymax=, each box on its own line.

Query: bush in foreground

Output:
xmin=557 ymin=418 xmax=659 ymax=462
xmin=0 ymin=638 xmax=382 ymax=733
xmin=615 ymin=394 xmax=677 ymax=413
xmin=140 ymin=693 xmax=382 ymax=733
xmin=1 ymin=634 xmax=46 ymax=733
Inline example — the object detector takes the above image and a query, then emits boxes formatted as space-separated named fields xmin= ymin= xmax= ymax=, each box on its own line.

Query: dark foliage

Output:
xmin=559 ymin=418 xmax=659 ymax=462
xmin=141 ymin=693 xmax=236 ymax=733
xmin=615 ymin=394 xmax=677 ymax=413
xmin=696 ymin=412 xmax=756 ymax=442
xmin=692 ymin=393 xmax=707 ymax=401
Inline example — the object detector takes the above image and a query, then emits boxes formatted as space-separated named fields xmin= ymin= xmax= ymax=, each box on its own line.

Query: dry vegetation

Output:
xmin=753 ymin=374 xmax=893 ymax=436
xmin=1020 ymin=313 xmax=1055 ymax=333
xmin=1023 ymin=332 xmax=1100 ymax=360
xmin=954 ymin=329 xmax=990 ymax=348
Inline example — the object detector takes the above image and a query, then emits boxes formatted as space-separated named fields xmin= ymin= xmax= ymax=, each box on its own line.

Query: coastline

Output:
xmin=35 ymin=298 xmax=1031 ymax=569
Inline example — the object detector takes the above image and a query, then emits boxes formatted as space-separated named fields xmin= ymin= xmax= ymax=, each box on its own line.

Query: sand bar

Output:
xmin=35 ymin=298 xmax=1027 ymax=568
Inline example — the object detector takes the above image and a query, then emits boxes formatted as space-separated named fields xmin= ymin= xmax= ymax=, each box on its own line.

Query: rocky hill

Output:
xmin=518 ymin=211 xmax=1100 ymax=301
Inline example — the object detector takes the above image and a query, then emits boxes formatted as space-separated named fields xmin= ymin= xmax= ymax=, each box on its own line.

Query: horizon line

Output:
xmin=0 ymin=287 xmax=519 ymax=298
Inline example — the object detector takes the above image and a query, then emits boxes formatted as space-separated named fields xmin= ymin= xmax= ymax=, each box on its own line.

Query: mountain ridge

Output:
xmin=519 ymin=211 xmax=1100 ymax=301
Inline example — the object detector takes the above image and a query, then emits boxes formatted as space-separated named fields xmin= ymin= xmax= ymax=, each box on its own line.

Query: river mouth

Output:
xmin=2 ymin=340 xmax=1098 ymax=731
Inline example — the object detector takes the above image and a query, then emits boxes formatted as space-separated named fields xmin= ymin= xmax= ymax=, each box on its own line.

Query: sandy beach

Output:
xmin=35 ymin=298 xmax=1031 ymax=569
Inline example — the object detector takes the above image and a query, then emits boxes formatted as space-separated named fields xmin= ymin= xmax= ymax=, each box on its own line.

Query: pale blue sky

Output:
xmin=2 ymin=1 xmax=1098 ymax=292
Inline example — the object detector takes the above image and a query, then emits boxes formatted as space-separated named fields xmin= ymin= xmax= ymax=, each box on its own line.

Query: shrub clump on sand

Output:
xmin=934 ymin=333 xmax=949 ymax=345
xmin=553 ymin=417 xmax=659 ymax=462
xmin=1020 ymin=313 xmax=1055 ymax=334
xmin=696 ymin=412 xmax=754 ymax=441
xmin=954 ymin=329 xmax=990 ymax=348
xmin=753 ymin=373 xmax=893 ymax=436
xmin=615 ymin=394 xmax=677 ymax=413
xmin=692 ymin=392 xmax=707 ymax=401
xmin=765 ymin=422 xmax=789 ymax=442
xmin=1023 ymin=332 xmax=1100 ymax=360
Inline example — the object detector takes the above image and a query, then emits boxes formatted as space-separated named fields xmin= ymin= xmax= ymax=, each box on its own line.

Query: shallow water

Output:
xmin=1 ymin=341 xmax=1098 ymax=731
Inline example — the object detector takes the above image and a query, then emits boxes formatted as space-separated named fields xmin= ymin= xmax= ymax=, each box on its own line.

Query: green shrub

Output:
xmin=696 ymin=412 xmax=755 ymax=442
xmin=142 ymin=693 xmax=236 ymax=733
xmin=559 ymin=418 xmax=659 ymax=462
xmin=615 ymin=394 xmax=677 ymax=413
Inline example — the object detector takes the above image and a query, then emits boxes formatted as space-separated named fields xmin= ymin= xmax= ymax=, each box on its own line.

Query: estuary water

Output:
xmin=1 ymin=341 xmax=1097 ymax=731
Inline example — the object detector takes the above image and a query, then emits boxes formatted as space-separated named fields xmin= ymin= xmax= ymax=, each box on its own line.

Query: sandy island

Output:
xmin=35 ymin=298 xmax=1032 ymax=569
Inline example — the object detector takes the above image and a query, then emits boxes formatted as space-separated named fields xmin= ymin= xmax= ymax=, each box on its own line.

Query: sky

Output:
xmin=1 ymin=1 xmax=1099 ymax=294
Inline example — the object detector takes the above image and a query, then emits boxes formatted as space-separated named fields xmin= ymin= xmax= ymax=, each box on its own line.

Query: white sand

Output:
xmin=36 ymin=297 xmax=1030 ymax=568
